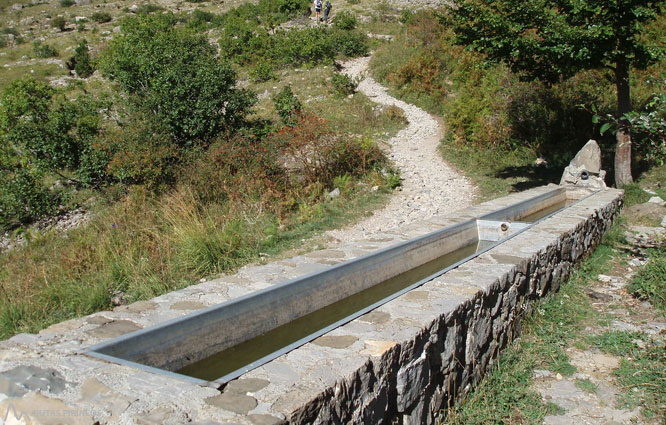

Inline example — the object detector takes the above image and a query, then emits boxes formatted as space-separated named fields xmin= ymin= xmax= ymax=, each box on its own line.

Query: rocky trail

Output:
xmin=325 ymin=55 xmax=476 ymax=243
xmin=532 ymin=224 xmax=666 ymax=425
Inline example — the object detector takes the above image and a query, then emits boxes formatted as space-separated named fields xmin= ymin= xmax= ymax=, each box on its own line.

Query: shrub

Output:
xmin=136 ymin=4 xmax=164 ymax=14
xmin=70 ymin=39 xmax=94 ymax=78
xmin=331 ymin=29 xmax=369 ymax=57
xmin=220 ymin=25 xmax=369 ymax=68
xmin=101 ymin=13 xmax=255 ymax=145
xmin=91 ymin=12 xmax=113 ymax=23
xmin=59 ymin=0 xmax=74 ymax=7
xmin=267 ymin=112 xmax=384 ymax=186
xmin=329 ymin=72 xmax=358 ymax=97
xmin=0 ymin=168 xmax=58 ymax=230
xmin=187 ymin=9 xmax=216 ymax=30
xmin=1 ymin=28 xmax=19 ymax=36
xmin=333 ymin=10 xmax=357 ymax=30
xmin=250 ymin=62 xmax=275 ymax=82
xmin=383 ymin=104 xmax=408 ymax=124
xmin=0 ymin=77 xmax=105 ymax=182
xmin=273 ymin=85 xmax=303 ymax=125
xmin=51 ymin=17 xmax=67 ymax=31
xmin=0 ymin=37 xmax=6 ymax=48
xmin=32 ymin=41 xmax=58 ymax=58
xmin=105 ymin=117 xmax=179 ymax=189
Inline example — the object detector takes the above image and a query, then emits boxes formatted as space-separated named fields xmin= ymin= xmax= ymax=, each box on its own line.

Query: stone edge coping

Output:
xmin=0 ymin=185 xmax=622 ymax=425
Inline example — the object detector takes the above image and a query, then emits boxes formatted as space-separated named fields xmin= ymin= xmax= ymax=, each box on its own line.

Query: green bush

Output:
xmin=0 ymin=77 xmax=105 ymax=183
xmin=329 ymin=72 xmax=358 ymax=97
xmin=186 ymin=9 xmax=216 ymax=30
xmin=331 ymin=29 xmax=368 ymax=57
xmin=51 ymin=17 xmax=67 ymax=31
xmin=0 ymin=168 xmax=58 ymax=230
xmin=59 ymin=0 xmax=74 ymax=7
xmin=105 ymin=117 xmax=179 ymax=189
xmin=101 ymin=13 xmax=255 ymax=145
xmin=219 ymin=23 xmax=369 ymax=68
xmin=136 ymin=4 xmax=164 ymax=14
xmin=273 ymin=85 xmax=303 ymax=125
xmin=333 ymin=10 xmax=357 ymax=30
xmin=70 ymin=39 xmax=94 ymax=78
xmin=91 ymin=12 xmax=112 ymax=23
xmin=1 ymin=28 xmax=19 ymax=36
xmin=250 ymin=62 xmax=275 ymax=82
xmin=32 ymin=41 xmax=58 ymax=58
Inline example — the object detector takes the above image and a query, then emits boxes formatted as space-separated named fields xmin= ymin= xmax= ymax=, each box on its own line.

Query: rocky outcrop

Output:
xmin=560 ymin=140 xmax=607 ymax=189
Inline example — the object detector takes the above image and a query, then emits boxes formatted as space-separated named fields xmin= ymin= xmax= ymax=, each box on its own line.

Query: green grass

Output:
xmin=587 ymin=331 xmax=665 ymax=418
xmin=622 ymin=183 xmax=651 ymax=208
xmin=0 ymin=177 xmax=393 ymax=339
xmin=442 ymin=228 xmax=624 ymax=424
xmin=628 ymin=244 xmax=666 ymax=316
xmin=438 ymin=140 xmax=558 ymax=201
xmin=248 ymin=65 xmax=407 ymax=139
xmin=575 ymin=378 xmax=598 ymax=394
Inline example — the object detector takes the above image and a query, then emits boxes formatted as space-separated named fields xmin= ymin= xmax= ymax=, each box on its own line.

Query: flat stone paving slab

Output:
xmin=0 ymin=185 xmax=623 ymax=425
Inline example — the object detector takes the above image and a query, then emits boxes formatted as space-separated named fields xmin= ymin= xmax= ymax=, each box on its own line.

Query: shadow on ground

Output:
xmin=494 ymin=164 xmax=565 ymax=192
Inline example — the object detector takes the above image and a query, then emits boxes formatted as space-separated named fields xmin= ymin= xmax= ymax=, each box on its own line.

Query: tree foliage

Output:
xmin=451 ymin=0 xmax=665 ymax=185
xmin=71 ymin=39 xmax=95 ymax=78
xmin=451 ymin=0 xmax=663 ymax=82
xmin=0 ymin=77 xmax=105 ymax=183
xmin=101 ymin=13 xmax=255 ymax=146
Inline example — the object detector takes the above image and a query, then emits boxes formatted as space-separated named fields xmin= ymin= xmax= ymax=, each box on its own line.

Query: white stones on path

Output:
xmin=325 ymin=56 xmax=475 ymax=243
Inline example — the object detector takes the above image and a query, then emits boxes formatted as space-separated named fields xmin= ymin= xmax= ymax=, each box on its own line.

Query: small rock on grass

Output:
xmin=328 ymin=188 xmax=340 ymax=199
xmin=648 ymin=196 xmax=665 ymax=206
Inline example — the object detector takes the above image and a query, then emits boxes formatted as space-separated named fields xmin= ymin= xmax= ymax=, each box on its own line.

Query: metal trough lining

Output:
xmin=90 ymin=219 xmax=478 ymax=371
xmin=87 ymin=187 xmax=580 ymax=385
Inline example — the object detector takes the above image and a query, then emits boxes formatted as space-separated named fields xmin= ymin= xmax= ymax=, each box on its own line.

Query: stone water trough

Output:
xmin=0 ymin=184 xmax=622 ymax=425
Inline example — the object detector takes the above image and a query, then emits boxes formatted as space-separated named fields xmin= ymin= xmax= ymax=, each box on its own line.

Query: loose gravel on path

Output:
xmin=325 ymin=56 xmax=476 ymax=243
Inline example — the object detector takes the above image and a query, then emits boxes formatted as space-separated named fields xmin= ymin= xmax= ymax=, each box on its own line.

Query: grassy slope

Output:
xmin=0 ymin=0 xmax=411 ymax=338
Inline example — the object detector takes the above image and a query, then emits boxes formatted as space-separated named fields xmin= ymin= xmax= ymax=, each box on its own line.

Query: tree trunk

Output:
xmin=614 ymin=59 xmax=633 ymax=187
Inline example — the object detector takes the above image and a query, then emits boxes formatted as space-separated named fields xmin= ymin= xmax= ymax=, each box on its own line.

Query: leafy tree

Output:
xmin=0 ymin=77 xmax=106 ymax=185
xmin=451 ymin=0 xmax=665 ymax=186
xmin=69 ymin=39 xmax=95 ymax=78
xmin=273 ymin=85 xmax=302 ymax=125
xmin=101 ymin=13 xmax=255 ymax=146
xmin=51 ymin=16 xmax=67 ymax=31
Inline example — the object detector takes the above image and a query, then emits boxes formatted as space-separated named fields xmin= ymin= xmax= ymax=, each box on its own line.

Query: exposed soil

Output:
xmin=324 ymin=55 xmax=476 ymax=243
xmin=533 ymin=225 xmax=666 ymax=425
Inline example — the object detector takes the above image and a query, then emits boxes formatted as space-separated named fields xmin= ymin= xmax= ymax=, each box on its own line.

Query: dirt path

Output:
xmin=325 ymin=56 xmax=476 ymax=243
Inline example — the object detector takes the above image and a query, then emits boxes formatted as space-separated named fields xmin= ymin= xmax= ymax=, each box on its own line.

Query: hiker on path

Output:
xmin=324 ymin=0 xmax=332 ymax=22
xmin=314 ymin=0 xmax=323 ymax=23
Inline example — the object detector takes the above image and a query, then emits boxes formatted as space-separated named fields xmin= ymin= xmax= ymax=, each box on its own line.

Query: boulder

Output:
xmin=624 ymin=202 xmax=666 ymax=222
xmin=560 ymin=140 xmax=607 ymax=189
xmin=647 ymin=196 xmax=665 ymax=206
xmin=570 ymin=139 xmax=602 ymax=173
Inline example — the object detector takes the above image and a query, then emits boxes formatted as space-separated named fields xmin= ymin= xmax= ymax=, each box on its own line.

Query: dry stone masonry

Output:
xmin=0 ymin=185 xmax=622 ymax=425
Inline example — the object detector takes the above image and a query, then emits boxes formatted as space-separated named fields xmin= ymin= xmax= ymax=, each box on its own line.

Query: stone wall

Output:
xmin=0 ymin=186 xmax=622 ymax=425
xmin=282 ymin=188 xmax=623 ymax=425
